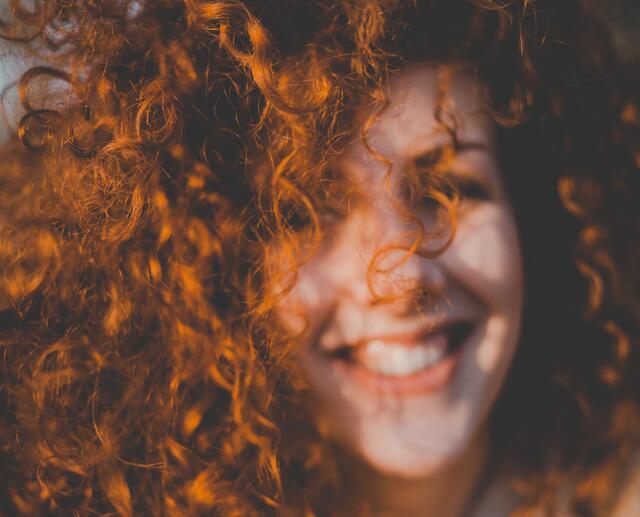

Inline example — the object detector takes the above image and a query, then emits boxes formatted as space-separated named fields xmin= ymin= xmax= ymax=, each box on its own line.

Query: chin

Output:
xmin=350 ymin=428 xmax=473 ymax=479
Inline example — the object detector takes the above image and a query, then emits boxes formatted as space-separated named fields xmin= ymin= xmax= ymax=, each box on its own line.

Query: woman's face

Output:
xmin=274 ymin=66 xmax=524 ymax=478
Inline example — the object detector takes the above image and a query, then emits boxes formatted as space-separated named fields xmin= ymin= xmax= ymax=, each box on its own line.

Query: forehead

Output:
xmin=337 ymin=65 xmax=494 ymax=184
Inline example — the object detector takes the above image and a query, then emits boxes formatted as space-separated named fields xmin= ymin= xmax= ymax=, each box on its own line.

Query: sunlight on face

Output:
xmin=274 ymin=66 xmax=524 ymax=478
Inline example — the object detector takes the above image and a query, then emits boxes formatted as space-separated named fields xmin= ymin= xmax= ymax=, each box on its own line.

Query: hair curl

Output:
xmin=0 ymin=0 xmax=639 ymax=515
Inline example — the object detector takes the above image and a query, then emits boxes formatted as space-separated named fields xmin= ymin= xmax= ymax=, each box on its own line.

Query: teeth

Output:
xmin=353 ymin=336 xmax=448 ymax=377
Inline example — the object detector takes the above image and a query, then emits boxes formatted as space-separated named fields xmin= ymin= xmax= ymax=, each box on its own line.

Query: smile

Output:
xmin=324 ymin=321 xmax=475 ymax=396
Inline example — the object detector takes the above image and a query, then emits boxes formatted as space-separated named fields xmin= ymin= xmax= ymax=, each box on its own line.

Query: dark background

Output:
xmin=591 ymin=0 xmax=640 ymax=64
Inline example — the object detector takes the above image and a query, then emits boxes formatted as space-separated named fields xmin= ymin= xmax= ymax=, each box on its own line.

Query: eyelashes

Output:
xmin=411 ymin=144 xmax=495 ymax=207
xmin=420 ymin=175 xmax=492 ymax=213
xmin=282 ymin=202 xmax=345 ymax=234
xmin=450 ymin=177 xmax=492 ymax=202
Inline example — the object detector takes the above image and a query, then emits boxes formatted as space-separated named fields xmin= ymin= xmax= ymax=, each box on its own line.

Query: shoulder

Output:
xmin=471 ymin=447 xmax=640 ymax=517
xmin=610 ymin=448 xmax=640 ymax=517
xmin=552 ymin=447 xmax=640 ymax=517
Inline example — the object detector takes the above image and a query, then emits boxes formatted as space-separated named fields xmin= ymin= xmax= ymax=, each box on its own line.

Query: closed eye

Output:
xmin=454 ymin=177 xmax=492 ymax=202
xmin=417 ymin=175 xmax=493 ymax=216
xmin=411 ymin=141 xmax=495 ymax=204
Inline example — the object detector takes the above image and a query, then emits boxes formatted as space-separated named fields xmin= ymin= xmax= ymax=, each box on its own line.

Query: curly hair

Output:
xmin=0 ymin=0 xmax=639 ymax=515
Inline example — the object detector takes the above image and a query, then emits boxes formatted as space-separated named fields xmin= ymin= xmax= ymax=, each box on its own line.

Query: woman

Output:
xmin=0 ymin=0 xmax=639 ymax=515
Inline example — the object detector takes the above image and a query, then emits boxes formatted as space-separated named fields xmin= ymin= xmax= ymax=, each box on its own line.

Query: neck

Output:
xmin=350 ymin=425 xmax=492 ymax=517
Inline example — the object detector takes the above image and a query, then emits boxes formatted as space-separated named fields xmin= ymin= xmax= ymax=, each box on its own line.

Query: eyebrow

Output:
xmin=412 ymin=141 xmax=492 ymax=169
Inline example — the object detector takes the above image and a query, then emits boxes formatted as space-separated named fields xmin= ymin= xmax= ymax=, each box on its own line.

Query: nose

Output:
xmin=348 ymin=204 xmax=448 ymax=311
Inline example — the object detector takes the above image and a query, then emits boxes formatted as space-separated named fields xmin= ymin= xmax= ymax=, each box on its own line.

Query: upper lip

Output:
xmin=320 ymin=317 xmax=474 ymax=353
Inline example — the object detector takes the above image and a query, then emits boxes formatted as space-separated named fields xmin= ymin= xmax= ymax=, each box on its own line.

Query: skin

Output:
xmin=274 ymin=66 xmax=524 ymax=515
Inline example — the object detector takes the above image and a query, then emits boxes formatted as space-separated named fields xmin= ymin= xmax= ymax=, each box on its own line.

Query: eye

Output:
xmin=283 ymin=205 xmax=313 ymax=233
xmin=282 ymin=203 xmax=345 ymax=235
xmin=454 ymin=177 xmax=492 ymax=202
xmin=418 ymin=176 xmax=492 ymax=213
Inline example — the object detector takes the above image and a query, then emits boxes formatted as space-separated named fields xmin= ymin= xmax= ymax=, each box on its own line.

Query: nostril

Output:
xmin=366 ymin=283 xmax=445 ymax=319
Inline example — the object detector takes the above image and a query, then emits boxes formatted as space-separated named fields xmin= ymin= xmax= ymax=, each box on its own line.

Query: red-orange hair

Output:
xmin=0 ymin=1 xmax=639 ymax=515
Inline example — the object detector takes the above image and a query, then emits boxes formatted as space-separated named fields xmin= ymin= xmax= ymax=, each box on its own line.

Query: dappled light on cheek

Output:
xmin=475 ymin=318 xmax=511 ymax=373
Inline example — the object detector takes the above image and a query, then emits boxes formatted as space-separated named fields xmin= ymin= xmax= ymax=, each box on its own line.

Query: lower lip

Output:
xmin=330 ymin=345 xmax=465 ymax=398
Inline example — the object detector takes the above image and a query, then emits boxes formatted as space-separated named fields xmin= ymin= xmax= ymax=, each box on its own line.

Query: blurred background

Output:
xmin=0 ymin=1 xmax=637 ymax=141
xmin=590 ymin=0 xmax=640 ymax=66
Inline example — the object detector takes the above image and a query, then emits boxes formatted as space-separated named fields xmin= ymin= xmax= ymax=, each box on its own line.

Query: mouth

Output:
xmin=323 ymin=321 xmax=475 ymax=396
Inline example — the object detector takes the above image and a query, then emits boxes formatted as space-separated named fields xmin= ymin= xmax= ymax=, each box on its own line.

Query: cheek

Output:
xmin=448 ymin=204 xmax=523 ymax=309
xmin=270 ymin=246 xmax=341 ymax=337
xmin=271 ymin=222 xmax=365 ymax=336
